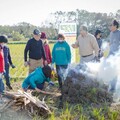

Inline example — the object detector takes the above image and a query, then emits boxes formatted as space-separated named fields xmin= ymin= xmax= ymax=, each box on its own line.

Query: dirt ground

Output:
xmin=0 ymin=96 xmax=32 ymax=120
xmin=0 ymin=80 xmax=60 ymax=120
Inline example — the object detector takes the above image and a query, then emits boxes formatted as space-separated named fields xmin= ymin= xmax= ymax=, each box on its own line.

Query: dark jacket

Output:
xmin=24 ymin=38 xmax=46 ymax=61
xmin=3 ymin=45 xmax=13 ymax=66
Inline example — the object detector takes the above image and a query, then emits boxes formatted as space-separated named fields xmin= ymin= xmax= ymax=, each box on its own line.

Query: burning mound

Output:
xmin=62 ymin=64 xmax=113 ymax=106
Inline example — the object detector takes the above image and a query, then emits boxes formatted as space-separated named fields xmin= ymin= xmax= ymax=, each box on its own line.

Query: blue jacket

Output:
xmin=22 ymin=67 xmax=50 ymax=89
xmin=52 ymin=41 xmax=71 ymax=65
xmin=3 ymin=45 xmax=13 ymax=66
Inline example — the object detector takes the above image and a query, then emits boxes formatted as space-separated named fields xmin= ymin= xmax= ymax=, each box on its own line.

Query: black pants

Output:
xmin=56 ymin=65 xmax=68 ymax=89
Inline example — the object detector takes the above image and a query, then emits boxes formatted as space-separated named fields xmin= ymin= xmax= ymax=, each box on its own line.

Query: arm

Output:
xmin=24 ymin=40 xmax=30 ymax=62
xmin=8 ymin=48 xmax=13 ymax=65
xmin=91 ymin=36 xmax=99 ymax=57
xmin=29 ymin=75 xmax=37 ymax=89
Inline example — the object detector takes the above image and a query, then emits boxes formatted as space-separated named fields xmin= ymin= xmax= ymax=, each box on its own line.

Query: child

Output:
xmin=0 ymin=36 xmax=15 ymax=90
xmin=41 ymin=32 xmax=52 ymax=65
xmin=22 ymin=65 xmax=54 ymax=92
xmin=0 ymin=43 xmax=5 ymax=96
xmin=51 ymin=34 xmax=71 ymax=90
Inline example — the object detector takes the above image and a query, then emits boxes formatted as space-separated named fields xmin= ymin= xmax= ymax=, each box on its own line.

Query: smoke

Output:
xmin=59 ymin=41 xmax=120 ymax=102
xmin=86 ymin=53 xmax=120 ymax=102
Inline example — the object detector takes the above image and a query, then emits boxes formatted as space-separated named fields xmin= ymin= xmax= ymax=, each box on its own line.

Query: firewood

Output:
xmin=2 ymin=90 xmax=51 ymax=117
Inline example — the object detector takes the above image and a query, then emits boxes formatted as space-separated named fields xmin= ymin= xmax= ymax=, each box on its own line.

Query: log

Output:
xmin=3 ymin=90 xmax=51 ymax=116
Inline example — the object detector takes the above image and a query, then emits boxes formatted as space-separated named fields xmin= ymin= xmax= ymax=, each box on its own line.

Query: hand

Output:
xmin=93 ymin=56 xmax=100 ymax=62
xmin=35 ymin=88 xmax=41 ymax=92
xmin=11 ymin=64 xmax=15 ymax=68
xmin=24 ymin=61 xmax=29 ymax=67
xmin=3 ymin=70 xmax=6 ymax=75
xmin=44 ymin=60 xmax=48 ymax=66
xmin=71 ymin=44 xmax=77 ymax=48
xmin=48 ymin=81 xmax=54 ymax=86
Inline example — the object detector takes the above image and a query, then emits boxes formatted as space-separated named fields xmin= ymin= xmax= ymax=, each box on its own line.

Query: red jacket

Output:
xmin=0 ymin=48 xmax=4 ymax=73
xmin=43 ymin=44 xmax=52 ymax=65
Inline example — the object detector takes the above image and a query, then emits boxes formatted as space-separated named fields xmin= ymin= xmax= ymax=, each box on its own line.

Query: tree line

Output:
xmin=0 ymin=9 xmax=120 ymax=41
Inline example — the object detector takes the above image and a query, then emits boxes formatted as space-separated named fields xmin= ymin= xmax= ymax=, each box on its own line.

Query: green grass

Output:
xmin=8 ymin=43 xmax=79 ymax=78
xmin=7 ymin=43 xmax=120 ymax=120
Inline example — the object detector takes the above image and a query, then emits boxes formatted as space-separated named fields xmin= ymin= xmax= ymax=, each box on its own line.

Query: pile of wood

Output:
xmin=3 ymin=90 xmax=51 ymax=117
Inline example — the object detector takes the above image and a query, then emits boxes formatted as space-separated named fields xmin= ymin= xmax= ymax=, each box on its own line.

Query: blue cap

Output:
xmin=33 ymin=29 xmax=41 ymax=35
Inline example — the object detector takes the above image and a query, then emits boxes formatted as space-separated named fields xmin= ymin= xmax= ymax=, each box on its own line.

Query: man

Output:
xmin=108 ymin=20 xmax=120 ymax=56
xmin=108 ymin=20 xmax=120 ymax=92
xmin=24 ymin=29 xmax=47 ymax=73
xmin=72 ymin=26 xmax=99 ymax=63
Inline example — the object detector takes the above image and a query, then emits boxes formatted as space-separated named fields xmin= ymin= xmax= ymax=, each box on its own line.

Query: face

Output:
xmin=33 ymin=34 xmax=41 ymax=41
xmin=58 ymin=37 xmax=64 ymax=42
xmin=0 ymin=42 xmax=4 ymax=47
xmin=80 ymin=27 xmax=86 ymax=36
xmin=96 ymin=33 xmax=101 ymax=39
xmin=58 ymin=37 xmax=64 ymax=40
xmin=109 ymin=23 xmax=117 ymax=32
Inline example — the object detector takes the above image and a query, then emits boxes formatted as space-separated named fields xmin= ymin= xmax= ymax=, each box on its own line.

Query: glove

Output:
xmin=11 ymin=64 xmax=15 ymax=68
xmin=51 ymin=64 xmax=54 ymax=70
xmin=48 ymin=81 xmax=54 ymax=86
xmin=24 ymin=61 xmax=29 ymax=67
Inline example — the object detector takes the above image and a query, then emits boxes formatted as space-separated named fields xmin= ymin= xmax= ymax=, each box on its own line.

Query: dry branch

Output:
xmin=3 ymin=90 xmax=51 ymax=117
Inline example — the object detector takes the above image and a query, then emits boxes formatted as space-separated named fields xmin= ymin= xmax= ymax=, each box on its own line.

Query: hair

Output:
xmin=80 ymin=26 xmax=88 ymax=32
xmin=42 ymin=65 xmax=52 ymax=78
xmin=57 ymin=34 xmax=65 ymax=40
xmin=95 ymin=30 xmax=102 ymax=38
xmin=113 ymin=20 xmax=119 ymax=28
xmin=0 ymin=35 xmax=8 ymax=43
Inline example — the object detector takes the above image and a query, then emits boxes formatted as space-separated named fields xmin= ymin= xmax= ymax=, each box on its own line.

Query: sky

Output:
xmin=0 ymin=0 xmax=120 ymax=26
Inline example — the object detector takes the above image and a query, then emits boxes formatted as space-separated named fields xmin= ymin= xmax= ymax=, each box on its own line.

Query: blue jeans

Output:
xmin=4 ymin=64 xmax=10 ymax=86
xmin=0 ymin=74 xmax=4 ymax=93
xmin=56 ymin=65 xmax=68 ymax=89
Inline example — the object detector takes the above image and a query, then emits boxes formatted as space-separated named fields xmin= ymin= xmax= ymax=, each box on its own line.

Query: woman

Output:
xmin=52 ymin=34 xmax=71 ymax=90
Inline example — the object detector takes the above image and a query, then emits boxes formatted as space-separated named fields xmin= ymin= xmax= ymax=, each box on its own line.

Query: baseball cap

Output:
xmin=33 ymin=29 xmax=41 ymax=35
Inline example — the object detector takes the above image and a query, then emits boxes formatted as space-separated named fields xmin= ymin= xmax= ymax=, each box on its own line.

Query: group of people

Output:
xmin=23 ymin=30 xmax=71 ymax=91
xmin=0 ymin=19 xmax=120 ymax=96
